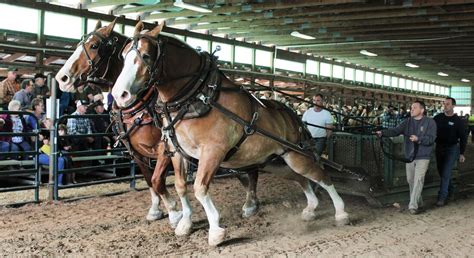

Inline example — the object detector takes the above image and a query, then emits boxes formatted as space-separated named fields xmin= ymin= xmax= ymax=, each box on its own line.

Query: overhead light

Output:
xmin=173 ymin=0 xmax=212 ymax=13
xmin=360 ymin=50 xmax=377 ymax=57
xmin=461 ymin=78 xmax=470 ymax=82
xmin=437 ymin=72 xmax=449 ymax=77
xmin=405 ymin=63 xmax=419 ymax=68
xmin=290 ymin=31 xmax=316 ymax=40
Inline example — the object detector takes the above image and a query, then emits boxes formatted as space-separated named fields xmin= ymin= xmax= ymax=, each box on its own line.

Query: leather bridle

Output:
xmin=77 ymin=31 xmax=119 ymax=87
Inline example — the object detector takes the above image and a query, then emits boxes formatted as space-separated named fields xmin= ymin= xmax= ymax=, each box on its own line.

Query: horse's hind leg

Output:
xmin=282 ymin=151 xmax=349 ymax=226
xmin=290 ymin=173 xmax=319 ymax=221
xmin=135 ymin=157 xmax=164 ymax=221
xmin=235 ymin=169 xmax=259 ymax=218
xmin=151 ymin=154 xmax=183 ymax=228
xmin=172 ymin=156 xmax=193 ymax=236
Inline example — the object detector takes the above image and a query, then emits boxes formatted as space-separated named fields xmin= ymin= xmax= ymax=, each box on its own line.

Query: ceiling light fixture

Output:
xmin=461 ymin=78 xmax=470 ymax=82
xmin=173 ymin=0 xmax=212 ymax=13
xmin=437 ymin=72 xmax=449 ymax=77
xmin=290 ymin=31 xmax=316 ymax=40
xmin=360 ymin=50 xmax=377 ymax=57
xmin=405 ymin=63 xmax=419 ymax=68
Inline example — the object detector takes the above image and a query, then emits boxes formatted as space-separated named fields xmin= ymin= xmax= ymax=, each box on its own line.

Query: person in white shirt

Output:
xmin=302 ymin=94 xmax=334 ymax=156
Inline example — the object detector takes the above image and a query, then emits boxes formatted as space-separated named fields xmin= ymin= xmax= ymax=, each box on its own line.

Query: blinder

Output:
xmin=77 ymin=31 xmax=119 ymax=85
xmin=122 ymin=34 xmax=164 ymax=91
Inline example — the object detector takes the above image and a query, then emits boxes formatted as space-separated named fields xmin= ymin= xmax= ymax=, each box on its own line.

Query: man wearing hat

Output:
xmin=32 ymin=73 xmax=50 ymax=100
xmin=0 ymin=67 xmax=20 ymax=109
xmin=67 ymin=100 xmax=94 ymax=151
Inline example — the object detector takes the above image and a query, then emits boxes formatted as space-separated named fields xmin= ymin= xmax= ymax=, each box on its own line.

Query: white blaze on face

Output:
xmin=55 ymin=45 xmax=84 ymax=92
xmin=112 ymin=46 xmax=140 ymax=108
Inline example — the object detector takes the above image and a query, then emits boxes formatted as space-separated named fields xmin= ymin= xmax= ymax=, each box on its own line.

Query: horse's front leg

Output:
xmin=151 ymin=153 xmax=182 ymax=228
xmin=134 ymin=157 xmax=165 ymax=221
xmin=235 ymin=169 xmax=259 ymax=218
xmin=193 ymin=151 xmax=226 ymax=246
xmin=172 ymin=155 xmax=193 ymax=236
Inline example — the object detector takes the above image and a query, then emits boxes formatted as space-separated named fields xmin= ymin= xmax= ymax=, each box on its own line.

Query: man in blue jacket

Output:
xmin=377 ymin=101 xmax=437 ymax=214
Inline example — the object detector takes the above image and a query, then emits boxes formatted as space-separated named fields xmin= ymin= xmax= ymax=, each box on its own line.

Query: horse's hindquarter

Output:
xmin=172 ymin=89 xmax=301 ymax=168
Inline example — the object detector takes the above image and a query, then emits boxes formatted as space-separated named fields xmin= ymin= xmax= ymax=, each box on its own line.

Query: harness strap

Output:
xmin=223 ymin=90 xmax=259 ymax=161
xmin=161 ymin=103 xmax=195 ymax=161
xmin=208 ymin=99 xmax=313 ymax=158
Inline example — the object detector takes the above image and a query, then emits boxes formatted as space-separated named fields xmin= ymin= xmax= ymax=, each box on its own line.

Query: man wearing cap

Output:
xmin=67 ymin=100 xmax=94 ymax=151
xmin=0 ymin=67 xmax=21 ymax=109
xmin=32 ymin=73 xmax=50 ymax=100
xmin=13 ymin=79 xmax=34 ymax=110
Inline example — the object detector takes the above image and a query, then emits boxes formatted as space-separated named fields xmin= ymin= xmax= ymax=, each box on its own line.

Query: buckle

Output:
xmin=197 ymin=93 xmax=210 ymax=104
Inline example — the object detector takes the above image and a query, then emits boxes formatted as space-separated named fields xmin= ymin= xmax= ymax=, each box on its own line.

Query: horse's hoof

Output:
xmin=169 ymin=210 xmax=183 ymax=229
xmin=146 ymin=209 xmax=164 ymax=221
xmin=335 ymin=213 xmax=350 ymax=226
xmin=208 ymin=227 xmax=226 ymax=247
xmin=242 ymin=204 xmax=258 ymax=218
xmin=301 ymin=208 xmax=317 ymax=221
xmin=175 ymin=218 xmax=193 ymax=236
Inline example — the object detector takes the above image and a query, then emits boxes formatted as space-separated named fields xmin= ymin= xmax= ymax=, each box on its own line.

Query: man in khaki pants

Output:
xmin=377 ymin=101 xmax=437 ymax=214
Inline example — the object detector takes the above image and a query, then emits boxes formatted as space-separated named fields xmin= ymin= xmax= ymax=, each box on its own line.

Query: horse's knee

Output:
xmin=193 ymin=184 xmax=208 ymax=201
xmin=175 ymin=181 xmax=187 ymax=197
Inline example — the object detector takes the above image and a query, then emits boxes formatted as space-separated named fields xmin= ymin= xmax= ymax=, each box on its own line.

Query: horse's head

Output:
xmin=56 ymin=18 xmax=120 ymax=92
xmin=113 ymin=21 xmax=201 ymax=108
xmin=112 ymin=21 xmax=163 ymax=108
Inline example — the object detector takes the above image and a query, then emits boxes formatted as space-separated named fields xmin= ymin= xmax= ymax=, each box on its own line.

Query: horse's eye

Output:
xmin=90 ymin=43 xmax=99 ymax=49
xmin=142 ymin=53 xmax=150 ymax=60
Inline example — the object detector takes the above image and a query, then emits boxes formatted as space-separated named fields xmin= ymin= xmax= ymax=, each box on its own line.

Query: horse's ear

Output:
xmin=94 ymin=20 xmax=102 ymax=31
xmin=149 ymin=22 xmax=164 ymax=37
xmin=134 ymin=21 xmax=145 ymax=36
xmin=103 ymin=18 xmax=117 ymax=37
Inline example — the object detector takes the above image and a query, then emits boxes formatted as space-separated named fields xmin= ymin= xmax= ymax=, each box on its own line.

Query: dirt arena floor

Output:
xmin=0 ymin=173 xmax=473 ymax=256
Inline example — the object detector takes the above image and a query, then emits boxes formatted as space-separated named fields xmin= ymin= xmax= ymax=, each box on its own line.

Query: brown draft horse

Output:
xmin=112 ymin=22 xmax=350 ymax=246
xmin=54 ymin=19 xmax=261 ymax=226
xmin=54 ymin=19 xmax=183 ymax=224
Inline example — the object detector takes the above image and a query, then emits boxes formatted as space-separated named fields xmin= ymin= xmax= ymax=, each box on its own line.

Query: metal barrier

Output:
xmin=327 ymin=132 xmax=474 ymax=206
xmin=51 ymin=113 xmax=138 ymax=200
xmin=0 ymin=110 xmax=40 ymax=205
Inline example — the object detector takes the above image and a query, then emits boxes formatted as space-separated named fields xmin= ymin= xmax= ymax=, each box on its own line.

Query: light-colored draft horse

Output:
xmin=112 ymin=22 xmax=350 ymax=246
xmin=54 ymin=19 xmax=263 ymax=227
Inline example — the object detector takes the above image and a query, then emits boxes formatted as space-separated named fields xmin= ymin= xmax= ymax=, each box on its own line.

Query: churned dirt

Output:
xmin=0 ymin=173 xmax=473 ymax=256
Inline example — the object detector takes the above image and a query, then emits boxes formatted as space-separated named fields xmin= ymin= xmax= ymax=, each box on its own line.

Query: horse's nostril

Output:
xmin=61 ymin=75 xmax=68 ymax=82
xmin=121 ymin=91 xmax=129 ymax=99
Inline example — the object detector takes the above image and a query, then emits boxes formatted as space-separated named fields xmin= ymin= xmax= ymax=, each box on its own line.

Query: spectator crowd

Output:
xmin=0 ymin=67 xmax=112 ymax=185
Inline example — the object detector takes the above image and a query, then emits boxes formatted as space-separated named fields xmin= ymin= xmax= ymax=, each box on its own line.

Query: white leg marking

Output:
xmin=195 ymin=192 xmax=226 ymax=246
xmin=159 ymin=194 xmax=182 ymax=229
xmin=146 ymin=188 xmax=164 ymax=221
xmin=319 ymin=182 xmax=349 ymax=225
xmin=175 ymin=196 xmax=193 ymax=236
xmin=301 ymin=182 xmax=319 ymax=221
